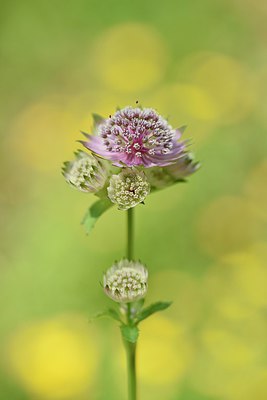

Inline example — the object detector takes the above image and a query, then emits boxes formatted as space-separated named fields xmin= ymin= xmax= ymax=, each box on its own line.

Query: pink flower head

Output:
xmin=81 ymin=107 xmax=187 ymax=168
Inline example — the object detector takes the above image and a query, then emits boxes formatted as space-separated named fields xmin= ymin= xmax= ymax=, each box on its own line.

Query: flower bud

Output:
xmin=145 ymin=168 xmax=173 ymax=190
xmin=107 ymin=169 xmax=150 ymax=210
xmin=62 ymin=151 xmax=108 ymax=193
xmin=103 ymin=259 xmax=148 ymax=303
xmin=165 ymin=153 xmax=200 ymax=180
xmin=146 ymin=153 xmax=200 ymax=190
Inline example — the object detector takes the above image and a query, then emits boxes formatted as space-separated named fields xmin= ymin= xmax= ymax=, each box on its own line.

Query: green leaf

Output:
xmin=120 ymin=325 xmax=139 ymax=343
xmin=136 ymin=301 xmax=172 ymax=324
xmin=91 ymin=308 xmax=122 ymax=323
xmin=81 ymin=198 xmax=113 ymax=234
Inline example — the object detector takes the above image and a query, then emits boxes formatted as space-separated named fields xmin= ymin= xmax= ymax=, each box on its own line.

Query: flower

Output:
xmin=107 ymin=168 xmax=150 ymax=210
xmin=103 ymin=259 xmax=148 ymax=303
xmin=146 ymin=152 xmax=200 ymax=189
xmin=62 ymin=150 xmax=109 ymax=193
xmin=81 ymin=106 xmax=187 ymax=167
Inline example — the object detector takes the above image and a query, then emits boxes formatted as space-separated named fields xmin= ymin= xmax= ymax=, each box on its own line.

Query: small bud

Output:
xmin=107 ymin=169 xmax=150 ymax=210
xmin=166 ymin=153 xmax=200 ymax=180
xmin=145 ymin=168 xmax=173 ymax=190
xmin=103 ymin=259 xmax=148 ymax=303
xmin=146 ymin=153 xmax=200 ymax=189
xmin=62 ymin=150 xmax=108 ymax=193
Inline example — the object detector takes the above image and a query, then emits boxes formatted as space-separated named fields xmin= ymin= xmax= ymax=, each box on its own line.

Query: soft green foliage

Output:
xmin=91 ymin=308 xmax=122 ymax=323
xmin=81 ymin=198 xmax=113 ymax=234
xmin=135 ymin=301 xmax=172 ymax=324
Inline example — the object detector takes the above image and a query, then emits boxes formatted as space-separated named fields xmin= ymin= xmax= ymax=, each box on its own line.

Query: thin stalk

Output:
xmin=127 ymin=208 xmax=134 ymax=260
xmin=124 ymin=209 xmax=137 ymax=400
xmin=125 ymin=335 xmax=137 ymax=400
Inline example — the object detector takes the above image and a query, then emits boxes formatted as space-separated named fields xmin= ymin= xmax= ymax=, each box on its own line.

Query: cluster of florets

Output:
xmin=107 ymin=169 xmax=150 ymax=210
xmin=103 ymin=259 xmax=148 ymax=303
xmin=62 ymin=150 xmax=108 ymax=193
xmin=62 ymin=106 xmax=199 ymax=210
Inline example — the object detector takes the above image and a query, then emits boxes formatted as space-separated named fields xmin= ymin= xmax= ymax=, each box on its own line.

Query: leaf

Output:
xmin=120 ymin=325 xmax=139 ymax=343
xmin=136 ymin=301 xmax=172 ymax=324
xmin=91 ymin=308 xmax=122 ymax=323
xmin=81 ymin=198 xmax=113 ymax=234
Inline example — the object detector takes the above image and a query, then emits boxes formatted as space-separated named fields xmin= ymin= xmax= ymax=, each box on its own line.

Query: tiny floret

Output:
xmin=107 ymin=169 xmax=150 ymax=210
xmin=103 ymin=259 xmax=148 ymax=303
xmin=81 ymin=106 xmax=187 ymax=168
xmin=62 ymin=150 xmax=108 ymax=193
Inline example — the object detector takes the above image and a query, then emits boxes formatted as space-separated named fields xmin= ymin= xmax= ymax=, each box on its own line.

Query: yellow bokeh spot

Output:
xmin=223 ymin=250 xmax=267 ymax=308
xmin=244 ymin=159 xmax=267 ymax=221
xmin=146 ymin=83 xmax=216 ymax=143
xmin=201 ymin=329 xmax=257 ymax=369
xmin=149 ymin=269 xmax=203 ymax=327
xmin=155 ymin=83 xmax=220 ymax=121
xmin=5 ymin=314 xmax=99 ymax=399
xmin=7 ymin=99 xmax=84 ymax=173
xmin=91 ymin=23 xmax=168 ymax=92
xmin=189 ymin=53 xmax=257 ymax=123
xmin=189 ymin=349 xmax=262 ymax=400
xmin=137 ymin=315 xmax=193 ymax=385
xmin=197 ymin=195 xmax=262 ymax=258
xmin=234 ymin=368 xmax=267 ymax=400
xmin=216 ymin=294 xmax=254 ymax=321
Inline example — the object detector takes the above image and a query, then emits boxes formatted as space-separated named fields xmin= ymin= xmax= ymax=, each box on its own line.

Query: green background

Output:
xmin=1 ymin=0 xmax=267 ymax=399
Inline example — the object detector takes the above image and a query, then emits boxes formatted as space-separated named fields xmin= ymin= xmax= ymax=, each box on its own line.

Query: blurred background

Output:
xmin=1 ymin=0 xmax=267 ymax=399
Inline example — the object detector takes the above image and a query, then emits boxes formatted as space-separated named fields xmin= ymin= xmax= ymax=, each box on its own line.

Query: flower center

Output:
xmin=100 ymin=107 xmax=174 ymax=157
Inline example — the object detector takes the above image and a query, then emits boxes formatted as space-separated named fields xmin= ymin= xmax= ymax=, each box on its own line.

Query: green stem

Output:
xmin=125 ymin=338 xmax=137 ymax=400
xmin=124 ymin=303 xmax=137 ymax=400
xmin=127 ymin=208 xmax=134 ymax=260
xmin=125 ymin=209 xmax=137 ymax=400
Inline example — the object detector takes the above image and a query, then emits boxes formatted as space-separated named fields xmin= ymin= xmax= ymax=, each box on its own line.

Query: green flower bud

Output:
xmin=166 ymin=153 xmax=200 ymax=180
xmin=146 ymin=153 xmax=200 ymax=190
xmin=107 ymin=169 xmax=150 ymax=210
xmin=145 ymin=168 xmax=173 ymax=190
xmin=103 ymin=259 xmax=148 ymax=303
xmin=62 ymin=151 xmax=109 ymax=193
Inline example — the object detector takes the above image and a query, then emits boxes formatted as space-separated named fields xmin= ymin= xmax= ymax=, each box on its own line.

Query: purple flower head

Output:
xmin=81 ymin=106 xmax=187 ymax=168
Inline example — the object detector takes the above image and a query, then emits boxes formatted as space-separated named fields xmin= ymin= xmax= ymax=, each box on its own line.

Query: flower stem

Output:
xmin=125 ymin=209 xmax=137 ymax=400
xmin=127 ymin=208 xmax=134 ymax=260
xmin=125 ymin=336 xmax=137 ymax=400
xmin=124 ymin=303 xmax=137 ymax=400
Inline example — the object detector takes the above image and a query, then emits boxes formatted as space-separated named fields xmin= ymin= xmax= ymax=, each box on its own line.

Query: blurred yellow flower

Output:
xmin=91 ymin=23 xmax=169 ymax=92
xmin=5 ymin=314 xmax=99 ymax=399
xmin=137 ymin=315 xmax=193 ymax=385
xmin=197 ymin=195 xmax=263 ymax=258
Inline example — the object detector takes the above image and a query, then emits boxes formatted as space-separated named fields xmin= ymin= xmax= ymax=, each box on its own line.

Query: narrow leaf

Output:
xmin=91 ymin=308 xmax=122 ymax=323
xmin=136 ymin=301 xmax=172 ymax=324
xmin=81 ymin=198 xmax=113 ymax=234
xmin=120 ymin=325 xmax=139 ymax=343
